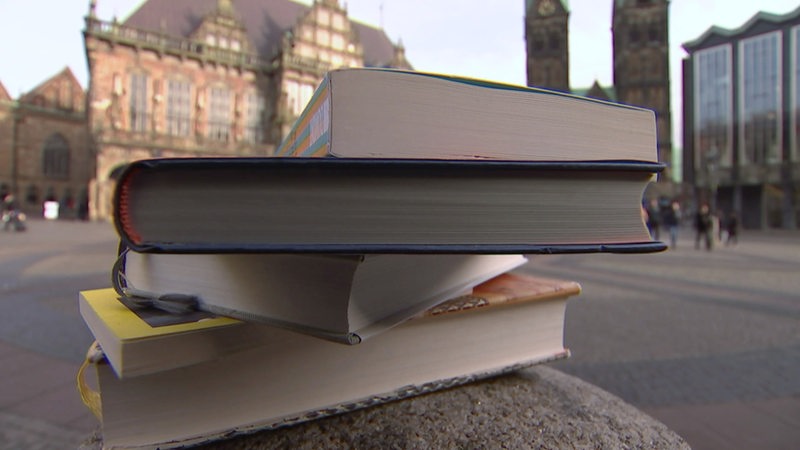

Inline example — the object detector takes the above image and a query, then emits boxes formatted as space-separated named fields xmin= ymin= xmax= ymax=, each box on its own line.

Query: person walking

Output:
xmin=646 ymin=199 xmax=661 ymax=240
xmin=694 ymin=204 xmax=713 ymax=251
xmin=662 ymin=200 xmax=680 ymax=248
xmin=725 ymin=211 xmax=739 ymax=246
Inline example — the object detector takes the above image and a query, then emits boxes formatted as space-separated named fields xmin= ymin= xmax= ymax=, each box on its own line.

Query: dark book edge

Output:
xmin=122 ymin=241 xmax=668 ymax=255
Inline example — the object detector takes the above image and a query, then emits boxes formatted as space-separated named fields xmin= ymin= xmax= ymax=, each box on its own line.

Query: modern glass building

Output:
xmin=682 ymin=6 xmax=800 ymax=229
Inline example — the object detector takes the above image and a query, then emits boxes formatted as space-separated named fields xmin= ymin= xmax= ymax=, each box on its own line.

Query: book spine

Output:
xmin=275 ymin=75 xmax=332 ymax=157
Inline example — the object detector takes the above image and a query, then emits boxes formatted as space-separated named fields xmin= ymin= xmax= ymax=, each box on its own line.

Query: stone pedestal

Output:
xmin=82 ymin=366 xmax=689 ymax=449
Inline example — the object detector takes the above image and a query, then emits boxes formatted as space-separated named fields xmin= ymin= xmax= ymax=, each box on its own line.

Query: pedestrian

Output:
xmin=661 ymin=200 xmax=680 ymax=248
xmin=646 ymin=198 xmax=661 ymax=240
xmin=725 ymin=211 xmax=739 ymax=246
xmin=694 ymin=203 xmax=713 ymax=251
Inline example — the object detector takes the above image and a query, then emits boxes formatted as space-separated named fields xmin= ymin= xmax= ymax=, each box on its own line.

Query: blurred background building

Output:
xmin=525 ymin=0 xmax=673 ymax=188
xmin=2 ymin=0 xmax=796 ymax=229
xmin=82 ymin=0 xmax=412 ymax=220
xmin=0 ymin=69 xmax=94 ymax=220
xmin=682 ymin=7 xmax=800 ymax=229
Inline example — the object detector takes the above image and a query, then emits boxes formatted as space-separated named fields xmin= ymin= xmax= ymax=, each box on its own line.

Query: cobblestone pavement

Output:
xmin=523 ymin=228 xmax=800 ymax=449
xmin=1 ymin=220 xmax=798 ymax=449
xmin=1 ymin=220 xmax=116 ymax=450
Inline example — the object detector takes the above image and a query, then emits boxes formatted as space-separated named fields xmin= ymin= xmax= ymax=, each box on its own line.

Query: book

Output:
xmin=113 ymin=157 xmax=666 ymax=254
xmin=93 ymin=253 xmax=528 ymax=357
xmin=275 ymin=68 xmax=658 ymax=162
xmin=81 ymin=273 xmax=582 ymax=449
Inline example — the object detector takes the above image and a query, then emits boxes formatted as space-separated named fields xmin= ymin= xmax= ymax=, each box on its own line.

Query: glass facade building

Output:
xmin=683 ymin=7 xmax=800 ymax=229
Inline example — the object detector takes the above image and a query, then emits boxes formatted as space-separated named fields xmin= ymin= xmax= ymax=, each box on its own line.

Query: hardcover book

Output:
xmin=80 ymin=273 xmax=582 ymax=449
xmin=113 ymin=157 xmax=666 ymax=254
xmin=93 ymin=253 xmax=527 ymax=352
xmin=275 ymin=68 xmax=658 ymax=163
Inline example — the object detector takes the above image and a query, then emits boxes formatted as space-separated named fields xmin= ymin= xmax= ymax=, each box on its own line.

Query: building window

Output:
xmin=207 ymin=87 xmax=231 ymax=142
xmin=244 ymin=91 xmax=265 ymax=144
xmin=739 ymin=31 xmax=782 ymax=165
xmin=694 ymin=44 xmax=733 ymax=169
xmin=317 ymin=29 xmax=330 ymax=46
xmin=25 ymin=184 xmax=39 ymax=205
xmin=167 ymin=79 xmax=192 ymax=137
xmin=332 ymin=13 xmax=345 ymax=30
xmin=332 ymin=33 xmax=345 ymax=51
xmin=42 ymin=133 xmax=70 ymax=179
xmin=317 ymin=10 xmax=330 ymax=26
xmin=129 ymin=73 xmax=149 ymax=132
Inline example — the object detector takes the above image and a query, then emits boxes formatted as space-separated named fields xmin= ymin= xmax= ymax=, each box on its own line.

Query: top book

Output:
xmin=276 ymin=68 xmax=658 ymax=162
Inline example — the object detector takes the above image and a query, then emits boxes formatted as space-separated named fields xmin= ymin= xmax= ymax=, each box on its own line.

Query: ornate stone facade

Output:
xmin=83 ymin=0 xmax=412 ymax=220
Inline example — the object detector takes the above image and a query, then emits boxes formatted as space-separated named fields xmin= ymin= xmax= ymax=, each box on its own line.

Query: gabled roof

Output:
xmin=0 ymin=80 xmax=10 ymax=102
xmin=572 ymin=80 xmax=616 ymax=102
xmin=122 ymin=0 xmax=400 ymax=67
xmin=683 ymin=5 xmax=800 ymax=51
xmin=19 ymin=67 xmax=84 ymax=103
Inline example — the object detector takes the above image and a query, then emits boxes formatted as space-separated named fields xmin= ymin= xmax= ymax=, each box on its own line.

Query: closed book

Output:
xmin=275 ymin=68 xmax=657 ymax=162
xmin=82 ymin=273 xmax=582 ymax=449
xmin=93 ymin=253 xmax=528 ymax=360
xmin=114 ymin=157 xmax=666 ymax=254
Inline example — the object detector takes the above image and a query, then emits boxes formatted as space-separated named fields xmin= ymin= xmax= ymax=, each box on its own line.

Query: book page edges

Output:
xmin=80 ymin=289 xmax=241 ymax=342
xmin=81 ymin=272 xmax=579 ymax=347
xmin=97 ymin=350 xmax=570 ymax=450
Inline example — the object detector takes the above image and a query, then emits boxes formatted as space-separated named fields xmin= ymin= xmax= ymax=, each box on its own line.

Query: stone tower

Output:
xmin=612 ymin=0 xmax=672 ymax=171
xmin=524 ymin=0 xmax=570 ymax=92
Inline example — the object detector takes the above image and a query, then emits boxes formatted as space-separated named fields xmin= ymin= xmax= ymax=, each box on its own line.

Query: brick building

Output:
xmin=83 ymin=0 xmax=412 ymax=220
xmin=0 ymin=68 xmax=93 ymax=219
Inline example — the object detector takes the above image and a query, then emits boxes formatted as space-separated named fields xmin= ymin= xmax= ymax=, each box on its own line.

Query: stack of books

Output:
xmin=78 ymin=68 xmax=664 ymax=449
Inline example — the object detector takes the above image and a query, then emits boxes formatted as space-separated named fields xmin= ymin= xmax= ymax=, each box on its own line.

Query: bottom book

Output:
xmin=81 ymin=273 xmax=581 ymax=450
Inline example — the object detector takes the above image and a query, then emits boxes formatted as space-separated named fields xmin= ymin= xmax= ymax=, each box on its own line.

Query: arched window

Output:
xmin=42 ymin=133 xmax=70 ymax=178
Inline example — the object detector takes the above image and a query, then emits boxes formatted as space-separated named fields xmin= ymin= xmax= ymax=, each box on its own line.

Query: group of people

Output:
xmin=694 ymin=206 xmax=739 ymax=250
xmin=643 ymin=198 xmax=681 ymax=248
xmin=643 ymin=197 xmax=739 ymax=251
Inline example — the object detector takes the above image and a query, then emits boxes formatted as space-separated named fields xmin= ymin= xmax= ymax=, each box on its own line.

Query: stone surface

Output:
xmin=81 ymin=366 xmax=690 ymax=449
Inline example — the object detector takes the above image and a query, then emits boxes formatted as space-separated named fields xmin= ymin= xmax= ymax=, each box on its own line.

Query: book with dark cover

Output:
xmin=114 ymin=157 xmax=666 ymax=254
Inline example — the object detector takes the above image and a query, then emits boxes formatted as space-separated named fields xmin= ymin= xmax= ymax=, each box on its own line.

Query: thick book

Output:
xmin=275 ymin=68 xmax=658 ymax=162
xmin=113 ymin=157 xmax=666 ymax=254
xmin=81 ymin=273 xmax=582 ymax=449
xmin=93 ymin=253 xmax=527 ymax=352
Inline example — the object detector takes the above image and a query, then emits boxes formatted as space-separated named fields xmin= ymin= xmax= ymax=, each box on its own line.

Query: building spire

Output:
xmin=217 ymin=0 xmax=235 ymax=16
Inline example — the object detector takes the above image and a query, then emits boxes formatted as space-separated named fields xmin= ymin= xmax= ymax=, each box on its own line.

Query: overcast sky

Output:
xmin=1 ymin=0 xmax=799 ymax=145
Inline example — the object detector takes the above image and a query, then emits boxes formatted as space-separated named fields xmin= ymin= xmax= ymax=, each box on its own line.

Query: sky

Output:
xmin=1 ymin=0 xmax=800 ymax=147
